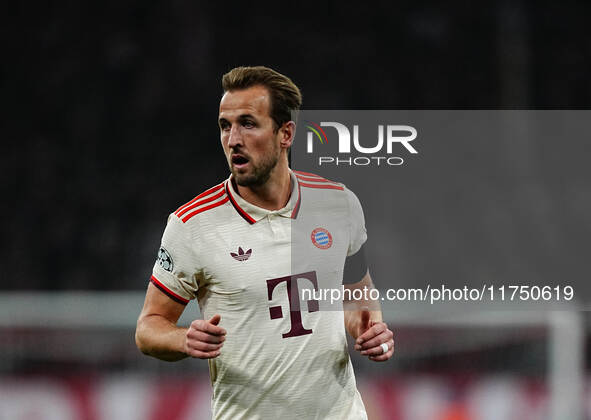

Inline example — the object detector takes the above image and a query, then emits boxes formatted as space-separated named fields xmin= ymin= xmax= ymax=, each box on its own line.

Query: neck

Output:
xmin=235 ymin=160 xmax=292 ymax=211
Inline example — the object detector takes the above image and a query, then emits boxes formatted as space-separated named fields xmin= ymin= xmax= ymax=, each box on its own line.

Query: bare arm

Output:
xmin=344 ymin=271 xmax=394 ymax=362
xmin=343 ymin=270 xmax=382 ymax=339
xmin=135 ymin=283 xmax=225 ymax=361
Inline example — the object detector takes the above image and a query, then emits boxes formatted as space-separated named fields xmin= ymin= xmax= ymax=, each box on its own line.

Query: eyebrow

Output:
xmin=238 ymin=114 xmax=257 ymax=121
xmin=218 ymin=114 xmax=258 ymax=125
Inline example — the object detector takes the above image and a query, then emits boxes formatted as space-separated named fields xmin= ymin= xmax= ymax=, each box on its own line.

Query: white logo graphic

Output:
xmin=306 ymin=122 xmax=417 ymax=166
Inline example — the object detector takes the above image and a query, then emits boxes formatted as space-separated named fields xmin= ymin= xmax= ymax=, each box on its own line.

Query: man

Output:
xmin=135 ymin=66 xmax=394 ymax=419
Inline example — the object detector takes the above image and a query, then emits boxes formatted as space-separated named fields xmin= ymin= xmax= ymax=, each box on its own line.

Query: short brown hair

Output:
xmin=222 ymin=66 xmax=302 ymax=130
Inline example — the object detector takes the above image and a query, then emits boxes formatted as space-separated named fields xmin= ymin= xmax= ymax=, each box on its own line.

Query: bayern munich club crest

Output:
xmin=311 ymin=228 xmax=332 ymax=249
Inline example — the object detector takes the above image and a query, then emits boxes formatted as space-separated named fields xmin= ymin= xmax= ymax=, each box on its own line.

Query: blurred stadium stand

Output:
xmin=0 ymin=294 xmax=586 ymax=419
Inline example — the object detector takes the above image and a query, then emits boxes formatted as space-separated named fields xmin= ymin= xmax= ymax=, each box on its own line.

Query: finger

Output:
xmin=355 ymin=330 xmax=388 ymax=351
xmin=186 ymin=348 xmax=221 ymax=359
xmin=356 ymin=322 xmax=387 ymax=344
xmin=202 ymin=322 xmax=226 ymax=335
xmin=188 ymin=330 xmax=226 ymax=344
xmin=358 ymin=328 xmax=393 ymax=350
xmin=360 ymin=340 xmax=392 ymax=356
xmin=369 ymin=346 xmax=394 ymax=362
xmin=187 ymin=340 xmax=224 ymax=352
xmin=192 ymin=319 xmax=226 ymax=336
xmin=355 ymin=328 xmax=382 ymax=350
xmin=209 ymin=314 xmax=221 ymax=325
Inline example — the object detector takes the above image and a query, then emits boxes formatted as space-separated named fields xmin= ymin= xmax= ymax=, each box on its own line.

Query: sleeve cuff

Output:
xmin=150 ymin=275 xmax=190 ymax=305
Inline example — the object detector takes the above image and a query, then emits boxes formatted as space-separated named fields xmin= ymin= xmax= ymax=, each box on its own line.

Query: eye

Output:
xmin=219 ymin=121 xmax=230 ymax=131
xmin=243 ymin=120 xmax=255 ymax=128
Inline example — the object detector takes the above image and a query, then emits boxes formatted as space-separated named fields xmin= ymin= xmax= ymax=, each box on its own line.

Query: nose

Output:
xmin=227 ymin=124 xmax=243 ymax=148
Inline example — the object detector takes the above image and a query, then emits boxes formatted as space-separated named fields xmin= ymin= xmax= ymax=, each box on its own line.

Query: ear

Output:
xmin=279 ymin=121 xmax=296 ymax=150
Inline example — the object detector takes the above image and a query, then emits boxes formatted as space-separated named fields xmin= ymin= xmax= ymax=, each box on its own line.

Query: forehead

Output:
xmin=219 ymin=85 xmax=271 ymax=120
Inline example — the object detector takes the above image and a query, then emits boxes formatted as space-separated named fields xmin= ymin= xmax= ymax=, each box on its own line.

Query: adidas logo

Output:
xmin=231 ymin=247 xmax=252 ymax=261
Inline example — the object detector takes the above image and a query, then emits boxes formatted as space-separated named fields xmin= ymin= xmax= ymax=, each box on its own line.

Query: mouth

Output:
xmin=231 ymin=153 xmax=250 ymax=169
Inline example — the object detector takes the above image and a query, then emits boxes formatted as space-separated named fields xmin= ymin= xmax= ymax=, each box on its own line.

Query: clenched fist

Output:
xmin=184 ymin=314 xmax=226 ymax=359
xmin=354 ymin=309 xmax=394 ymax=362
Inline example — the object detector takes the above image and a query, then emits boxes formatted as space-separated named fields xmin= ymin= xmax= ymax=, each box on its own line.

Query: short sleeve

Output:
xmin=345 ymin=187 xmax=367 ymax=257
xmin=150 ymin=214 xmax=199 ymax=304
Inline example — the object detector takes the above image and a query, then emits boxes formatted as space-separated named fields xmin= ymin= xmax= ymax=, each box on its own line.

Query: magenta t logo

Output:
xmin=266 ymin=271 xmax=319 ymax=338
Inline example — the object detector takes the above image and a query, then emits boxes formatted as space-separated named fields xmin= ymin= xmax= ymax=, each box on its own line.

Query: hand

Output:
xmin=354 ymin=309 xmax=394 ymax=362
xmin=184 ymin=314 xmax=226 ymax=359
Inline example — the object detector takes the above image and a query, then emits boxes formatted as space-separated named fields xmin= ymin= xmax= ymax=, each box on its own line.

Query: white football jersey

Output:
xmin=151 ymin=170 xmax=368 ymax=420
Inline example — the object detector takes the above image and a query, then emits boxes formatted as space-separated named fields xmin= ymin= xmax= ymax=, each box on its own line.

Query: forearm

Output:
xmin=343 ymin=270 xmax=382 ymax=339
xmin=135 ymin=314 xmax=188 ymax=361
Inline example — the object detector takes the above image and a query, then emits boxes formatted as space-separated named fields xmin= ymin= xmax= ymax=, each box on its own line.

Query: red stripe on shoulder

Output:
xmin=299 ymin=182 xmax=344 ymax=191
xmin=182 ymin=196 xmax=229 ymax=223
xmin=295 ymin=174 xmax=342 ymax=185
xmin=293 ymin=170 xmax=324 ymax=178
xmin=294 ymin=170 xmax=342 ymax=185
xmin=174 ymin=183 xmax=225 ymax=216
xmin=294 ymin=171 xmax=343 ymax=189
xmin=150 ymin=275 xmax=189 ymax=304
xmin=176 ymin=188 xmax=226 ymax=217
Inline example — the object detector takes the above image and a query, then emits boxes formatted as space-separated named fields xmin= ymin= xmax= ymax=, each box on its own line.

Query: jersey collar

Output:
xmin=225 ymin=170 xmax=302 ymax=224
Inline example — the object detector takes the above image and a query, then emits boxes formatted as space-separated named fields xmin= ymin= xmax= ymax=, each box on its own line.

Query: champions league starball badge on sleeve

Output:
xmin=156 ymin=247 xmax=174 ymax=272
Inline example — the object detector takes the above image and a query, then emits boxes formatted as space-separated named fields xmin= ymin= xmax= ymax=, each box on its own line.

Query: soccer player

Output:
xmin=135 ymin=66 xmax=394 ymax=419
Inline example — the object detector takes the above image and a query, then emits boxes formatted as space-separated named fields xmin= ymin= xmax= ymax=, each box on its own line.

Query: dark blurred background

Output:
xmin=1 ymin=1 xmax=590 ymax=419
xmin=3 ymin=0 xmax=590 ymax=292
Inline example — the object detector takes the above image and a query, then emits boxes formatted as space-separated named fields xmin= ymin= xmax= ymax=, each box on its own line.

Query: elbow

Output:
xmin=134 ymin=319 xmax=151 ymax=355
